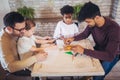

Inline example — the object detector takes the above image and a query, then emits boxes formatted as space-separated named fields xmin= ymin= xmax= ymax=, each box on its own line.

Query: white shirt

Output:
xmin=0 ymin=29 xmax=6 ymax=69
xmin=53 ymin=21 xmax=79 ymax=39
xmin=17 ymin=35 xmax=36 ymax=60
xmin=0 ymin=29 xmax=4 ymax=40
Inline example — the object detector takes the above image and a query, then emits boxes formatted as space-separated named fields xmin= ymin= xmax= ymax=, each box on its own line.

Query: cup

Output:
xmin=56 ymin=40 xmax=64 ymax=50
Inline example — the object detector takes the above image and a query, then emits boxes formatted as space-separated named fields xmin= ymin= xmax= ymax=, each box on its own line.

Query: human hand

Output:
xmin=43 ymin=36 xmax=52 ymax=40
xmin=47 ymin=39 xmax=56 ymax=44
xmin=64 ymin=37 xmax=74 ymax=45
xmin=38 ymin=48 xmax=45 ymax=53
xmin=71 ymin=45 xmax=84 ymax=54
xmin=30 ymin=46 xmax=37 ymax=52
xmin=59 ymin=35 xmax=65 ymax=40
xmin=35 ymin=52 xmax=48 ymax=62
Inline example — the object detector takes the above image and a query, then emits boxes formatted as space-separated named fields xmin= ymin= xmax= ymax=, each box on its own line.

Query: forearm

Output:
xmin=74 ymin=26 xmax=91 ymax=41
xmin=35 ymin=35 xmax=44 ymax=40
xmin=35 ymin=39 xmax=47 ymax=44
xmin=31 ymin=47 xmax=44 ymax=53
xmin=74 ymin=32 xmax=88 ymax=41
xmin=8 ymin=56 xmax=37 ymax=72
xmin=84 ymin=49 xmax=115 ymax=61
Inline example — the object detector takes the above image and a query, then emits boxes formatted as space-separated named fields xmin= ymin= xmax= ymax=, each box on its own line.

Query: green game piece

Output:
xmin=65 ymin=51 xmax=73 ymax=55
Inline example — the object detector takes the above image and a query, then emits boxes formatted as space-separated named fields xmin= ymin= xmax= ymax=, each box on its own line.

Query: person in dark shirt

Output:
xmin=64 ymin=2 xmax=120 ymax=80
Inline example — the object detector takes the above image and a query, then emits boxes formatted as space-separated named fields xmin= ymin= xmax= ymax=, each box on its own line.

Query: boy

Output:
xmin=53 ymin=5 xmax=79 ymax=39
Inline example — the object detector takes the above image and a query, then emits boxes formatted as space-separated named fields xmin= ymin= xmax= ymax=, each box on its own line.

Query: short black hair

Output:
xmin=60 ymin=5 xmax=74 ymax=15
xmin=78 ymin=2 xmax=101 ymax=22
xmin=3 ymin=11 xmax=24 ymax=28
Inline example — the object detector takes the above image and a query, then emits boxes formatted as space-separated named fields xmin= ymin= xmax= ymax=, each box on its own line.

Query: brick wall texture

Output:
xmin=111 ymin=0 xmax=120 ymax=25
xmin=9 ymin=0 xmax=112 ymax=18
xmin=8 ymin=0 xmax=120 ymax=37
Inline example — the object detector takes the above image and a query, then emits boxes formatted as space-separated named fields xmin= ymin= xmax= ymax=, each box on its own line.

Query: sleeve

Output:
xmin=84 ymin=27 xmax=120 ymax=61
xmin=32 ymin=35 xmax=36 ymax=42
xmin=74 ymin=24 xmax=79 ymax=34
xmin=1 ymin=37 xmax=37 ymax=72
xmin=53 ymin=21 xmax=62 ymax=39
xmin=74 ymin=26 xmax=92 ymax=41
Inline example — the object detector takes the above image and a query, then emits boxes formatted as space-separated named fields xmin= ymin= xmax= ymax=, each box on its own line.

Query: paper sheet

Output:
xmin=40 ymin=46 xmax=59 ymax=64
xmin=38 ymin=40 xmax=94 ymax=72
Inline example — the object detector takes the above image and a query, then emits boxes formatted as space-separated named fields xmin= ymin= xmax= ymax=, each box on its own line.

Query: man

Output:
xmin=65 ymin=2 xmax=120 ymax=80
xmin=0 ymin=12 xmax=47 ymax=79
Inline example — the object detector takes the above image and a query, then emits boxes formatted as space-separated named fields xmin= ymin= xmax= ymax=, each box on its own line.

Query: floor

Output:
xmin=105 ymin=61 xmax=120 ymax=80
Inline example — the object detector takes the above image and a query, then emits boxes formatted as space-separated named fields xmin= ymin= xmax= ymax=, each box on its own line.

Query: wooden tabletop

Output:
xmin=31 ymin=39 xmax=105 ymax=77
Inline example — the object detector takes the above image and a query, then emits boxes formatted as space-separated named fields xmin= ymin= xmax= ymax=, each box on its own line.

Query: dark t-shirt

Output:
xmin=74 ymin=17 xmax=120 ymax=61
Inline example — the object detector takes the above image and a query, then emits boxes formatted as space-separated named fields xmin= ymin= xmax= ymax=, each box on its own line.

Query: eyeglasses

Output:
xmin=13 ymin=27 xmax=26 ymax=32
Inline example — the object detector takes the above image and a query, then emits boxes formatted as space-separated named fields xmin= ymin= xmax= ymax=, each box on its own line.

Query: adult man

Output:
xmin=0 ymin=12 xmax=47 ymax=78
xmin=65 ymin=2 xmax=120 ymax=80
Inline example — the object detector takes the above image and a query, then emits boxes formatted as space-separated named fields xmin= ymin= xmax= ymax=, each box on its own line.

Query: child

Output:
xmin=53 ymin=5 xmax=79 ymax=39
xmin=17 ymin=19 xmax=54 ymax=60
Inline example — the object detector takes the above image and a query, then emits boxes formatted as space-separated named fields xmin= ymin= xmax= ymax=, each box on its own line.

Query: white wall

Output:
xmin=8 ymin=0 xmax=112 ymax=18
xmin=0 ymin=0 xmax=10 ymax=30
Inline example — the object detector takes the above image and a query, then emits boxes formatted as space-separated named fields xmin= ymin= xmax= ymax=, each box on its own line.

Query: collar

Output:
xmin=96 ymin=17 xmax=111 ymax=30
xmin=3 ymin=29 xmax=18 ymax=41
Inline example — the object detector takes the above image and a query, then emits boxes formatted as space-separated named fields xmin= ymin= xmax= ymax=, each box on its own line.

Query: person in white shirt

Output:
xmin=53 ymin=5 xmax=79 ymax=39
xmin=18 ymin=19 xmax=54 ymax=60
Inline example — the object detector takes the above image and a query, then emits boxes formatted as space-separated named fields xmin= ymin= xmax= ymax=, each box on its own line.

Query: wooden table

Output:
xmin=31 ymin=39 xmax=104 ymax=77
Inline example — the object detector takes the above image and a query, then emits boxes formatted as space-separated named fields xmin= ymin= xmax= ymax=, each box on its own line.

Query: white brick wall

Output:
xmin=111 ymin=0 xmax=120 ymax=25
xmin=8 ymin=0 xmax=112 ymax=18
xmin=7 ymin=0 xmax=119 ymax=39
xmin=0 ymin=0 xmax=10 ymax=28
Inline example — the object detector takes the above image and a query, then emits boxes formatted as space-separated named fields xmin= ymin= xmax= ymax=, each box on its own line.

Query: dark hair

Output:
xmin=3 ymin=12 xmax=24 ymax=28
xmin=60 ymin=5 xmax=74 ymax=15
xmin=25 ymin=19 xmax=36 ymax=30
xmin=78 ymin=2 xmax=101 ymax=22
